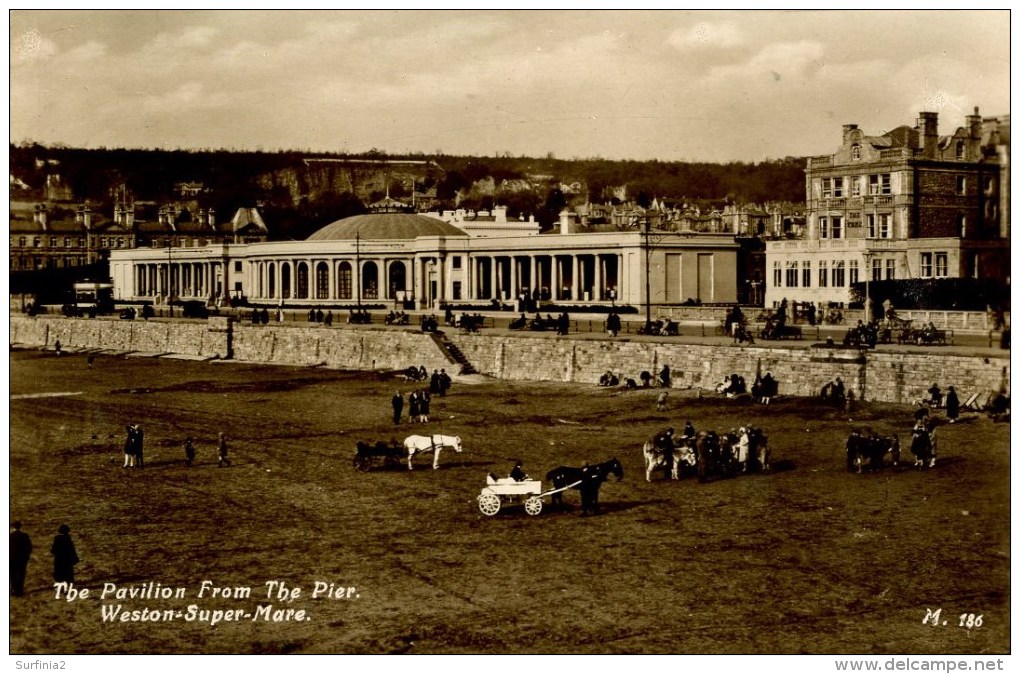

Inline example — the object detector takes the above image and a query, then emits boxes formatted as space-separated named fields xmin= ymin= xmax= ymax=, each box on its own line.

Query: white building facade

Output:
xmin=109 ymin=212 xmax=740 ymax=311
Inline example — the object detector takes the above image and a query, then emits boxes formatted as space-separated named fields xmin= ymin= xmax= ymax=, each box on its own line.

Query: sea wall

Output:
xmin=9 ymin=316 xmax=230 ymax=358
xmin=10 ymin=316 xmax=1008 ymax=403
xmin=231 ymin=324 xmax=453 ymax=373
xmin=447 ymin=333 xmax=1008 ymax=403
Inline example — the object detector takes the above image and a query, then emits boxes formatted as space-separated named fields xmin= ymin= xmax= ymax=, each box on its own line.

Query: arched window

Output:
xmin=362 ymin=261 xmax=379 ymax=299
xmin=267 ymin=262 xmax=276 ymax=298
xmin=851 ymin=144 xmax=861 ymax=160
xmin=281 ymin=263 xmax=292 ymax=299
xmin=388 ymin=261 xmax=407 ymax=298
xmin=337 ymin=262 xmax=352 ymax=299
xmin=315 ymin=262 xmax=329 ymax=299
xmin=296 ymin=262 xmax=309 ymax=299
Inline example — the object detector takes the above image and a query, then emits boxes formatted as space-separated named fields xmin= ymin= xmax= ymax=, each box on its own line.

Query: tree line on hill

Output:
xmin=10 ymin=143 xmax=806 ymax=239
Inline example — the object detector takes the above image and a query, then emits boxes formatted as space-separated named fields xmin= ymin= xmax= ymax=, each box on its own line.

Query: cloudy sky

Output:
xmin=9 ymin=9 xmax=1011 ymax=162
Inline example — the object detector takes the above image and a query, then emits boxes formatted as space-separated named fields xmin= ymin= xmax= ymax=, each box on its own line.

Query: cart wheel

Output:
xmin=478 ymin=492 xmax=501 ymax=516
xmin=353 ymin=455 xmax=372 ymax=472
xmin=524 ymin=496 xmax=543 ymax=516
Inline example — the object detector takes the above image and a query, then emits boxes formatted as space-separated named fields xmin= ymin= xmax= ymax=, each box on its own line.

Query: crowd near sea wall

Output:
xmin=10 ymin=316 xmax=1009 ymax=405
xmin=657 ymin=305 xmax=1005 ymax=332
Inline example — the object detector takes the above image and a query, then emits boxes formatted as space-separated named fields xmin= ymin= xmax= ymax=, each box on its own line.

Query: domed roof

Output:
xmin=307 ymin=213 xmax=467 ymax=241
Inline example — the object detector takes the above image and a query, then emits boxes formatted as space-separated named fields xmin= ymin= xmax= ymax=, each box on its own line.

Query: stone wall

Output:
xmin=231 ymin=324 xmax=454 ymax=373
xmin=866 ymin=352 xmax=1009 ymax=404
xmin=445 ymin=333 xmax=1008 ymax=404
xmin=9 ymin=316 xmax=229 ymax=358
xmin=10 ymin=316 xmax=1008 ymax=404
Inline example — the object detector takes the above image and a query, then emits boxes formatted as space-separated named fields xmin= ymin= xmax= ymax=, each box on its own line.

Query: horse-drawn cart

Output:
xmin=477 ymin=476 xmax=580 ymax=516
xmin=352 ymin=440 xmax=407 ymax=471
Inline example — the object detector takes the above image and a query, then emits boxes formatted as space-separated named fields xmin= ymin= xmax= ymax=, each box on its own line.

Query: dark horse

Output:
xmin=845 ymin=430 xmax=900 ymax=473
xmin=545 ymin=458 xmax=624 ymax=515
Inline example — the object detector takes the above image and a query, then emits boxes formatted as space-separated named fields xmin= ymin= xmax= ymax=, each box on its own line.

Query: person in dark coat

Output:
xmin=10 ymin=521 xmax=32 ymax=596
xmin=184 ymin=436 xmax=196 ymax=466
xmin=682 ymin=421 xmax=696 ymax=441
xmin=392 ymin=391 xmax=404 ymax=425
xmin=135 ymin=425 xmax=145 ymax=468
xmin=419 ymin=390 xmax=431 ymax=422
xmin=438 ymin=369 xmax=451 ymax=397
xmin=653 ymin=427 xmax=676 ymax=475
xmin=123 ymin=425 xmax=136 ymax=468
xmin=430 ymin=370 xmax=441 ymax=394
xmin=659 ymin=365 xmax=671 ymax=389
xmin=217 ymin=432 xmax=231 ymax=467
xmin=51 ymin=524 xmax=78 ymax=584
xmin=408 ymin=392 xmax=420 ymax=423
xmin=945 ymin=386 xmax=960 ymax=423
xmin=509 ymin=461 xmax=527 ymax=482
xmin=760 ymin=372 xmax=777 ymax=405
xmin=260 ymin=308 xmax=270 ymax=325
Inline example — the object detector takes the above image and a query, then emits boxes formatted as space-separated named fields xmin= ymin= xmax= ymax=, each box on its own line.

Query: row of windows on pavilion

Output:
xmin=130 ymin=253 xmax=625 ymax=303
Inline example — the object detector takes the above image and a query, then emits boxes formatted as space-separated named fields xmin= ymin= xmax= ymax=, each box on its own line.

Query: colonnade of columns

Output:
xmin=134 ymin=261 xmax=222 ymax=301
xmin=130 ymin=251 xmax=626 ymax=307
xmin=467 ymin=252 xmax=623 ymax=303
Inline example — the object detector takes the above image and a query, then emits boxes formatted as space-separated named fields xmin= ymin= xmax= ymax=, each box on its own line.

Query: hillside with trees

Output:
xmin=10 ymin=143 xmax=806 ymax=238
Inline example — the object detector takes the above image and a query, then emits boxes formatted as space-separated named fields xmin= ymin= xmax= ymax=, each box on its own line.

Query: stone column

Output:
xmin=550 ymin=255 xmax=560 ymax=300
xmin=437 ymin=256 xmax=446 ymax=304
xmin=509 ymin=255 xmax=518 ymax=301
xmin=412 ymin=256 xmax=422 ymax=307
xmin=570 ymin=255 xmax=580 ymax=301
xmin=529 ymin=255 xmax=537 ymax=298
xmin=489 ymin=257 xmax=497 ymax=300
xmin=595 ymin=254 xmax=604 ymax=301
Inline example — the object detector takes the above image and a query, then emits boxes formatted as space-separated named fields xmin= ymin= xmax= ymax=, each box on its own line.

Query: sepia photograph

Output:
xmin=7 ymin=8 xmax=1013 ymax=668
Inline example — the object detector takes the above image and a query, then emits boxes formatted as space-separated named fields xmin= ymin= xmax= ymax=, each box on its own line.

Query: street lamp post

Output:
xmin=642 ymin=217 xmax=652 ymax=328
xmin=862 ymin=249 xmax=872 ymax=324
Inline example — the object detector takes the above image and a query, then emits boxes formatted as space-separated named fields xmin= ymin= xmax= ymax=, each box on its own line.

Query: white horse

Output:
xmin=643 ymin=442 xmax=680 ymax=481
xmin=403 ymin=434 xmax=463 ymax=470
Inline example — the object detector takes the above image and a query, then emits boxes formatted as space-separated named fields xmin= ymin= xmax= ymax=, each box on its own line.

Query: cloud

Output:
xmin=174 ymin=25 xmax=219 ymax=48
xmin=708 ymin=40 xmax=825 ymax=81
xmin=668 ymin=21 xmax=744 ymax=50
xmin=65 ymin=40 xmax=106 ymax=62
xmin=7 ymin=10 xmax=1011 ymax=161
